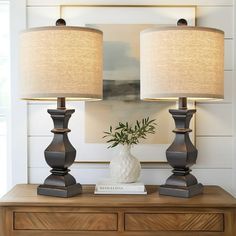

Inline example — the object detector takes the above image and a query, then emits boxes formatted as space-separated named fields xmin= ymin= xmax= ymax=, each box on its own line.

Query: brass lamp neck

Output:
xmin=57 ymin=97 xmax=66 ymax=110
xmin=178 ymin=97 xmax=187 ymax=110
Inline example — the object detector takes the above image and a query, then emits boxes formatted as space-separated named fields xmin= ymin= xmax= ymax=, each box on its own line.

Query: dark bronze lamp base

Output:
xmin=160 ymin=183 xmax=203 ymax=198
xmin=38 ymin=98 xmax=82 ymax=198
xmin=160 ymin=97 xmax=203 ymax=198
xmin=160 ymin=170 xmax=203 ymax=198
xmin=38 ymin=183 xmax=82 ymax=198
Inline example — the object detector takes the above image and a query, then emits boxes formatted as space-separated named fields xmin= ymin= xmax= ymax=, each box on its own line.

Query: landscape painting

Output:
xmin=60 ymin=5 xmax=196 ymax=162
xmin=85 ymin=24 xmax=176 ymax=144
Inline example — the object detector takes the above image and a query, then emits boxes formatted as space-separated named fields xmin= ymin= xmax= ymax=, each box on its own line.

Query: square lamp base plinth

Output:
xmin=159 ymin=183 xmax=203 ymax=198
xmin=37 ymin=183 xmax=82 ymax=198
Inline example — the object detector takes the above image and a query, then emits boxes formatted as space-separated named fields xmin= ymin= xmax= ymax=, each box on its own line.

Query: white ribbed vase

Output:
xmin=109 ymin=145 xmax=141 ymax=183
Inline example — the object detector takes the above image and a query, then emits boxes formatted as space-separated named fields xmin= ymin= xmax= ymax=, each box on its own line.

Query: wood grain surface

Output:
xmin=125 ymin=213 xmax=224 ymax=231
xmin=0 ymin=185 xmax=236 ymax=236
xmin=14 ymin=212 xmax=117 ymax=231
xmin=0 ymin=185 xmax=236 ymax=208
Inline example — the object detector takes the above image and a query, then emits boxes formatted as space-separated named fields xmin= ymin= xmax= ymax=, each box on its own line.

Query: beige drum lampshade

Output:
xmin=140 ymin=26 xmax=224 ymax=100
xmin=20 ymin=26 xmax=103 ymax=100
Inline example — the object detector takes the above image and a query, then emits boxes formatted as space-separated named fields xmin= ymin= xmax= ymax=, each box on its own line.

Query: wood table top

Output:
xmin=0 ymin=184 xmax=236 ymax=208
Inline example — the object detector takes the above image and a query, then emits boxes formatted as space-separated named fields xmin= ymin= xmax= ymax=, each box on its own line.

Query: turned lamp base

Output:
xmin=160 ymin=97 xmax=203 ymax=198
xmin=159 ymin=183 xmax=203 ymax=198
xmin=38 ymin=183 xmax=82 ymax=198
xmin=38 ymin=97 xmax=82 ymax=198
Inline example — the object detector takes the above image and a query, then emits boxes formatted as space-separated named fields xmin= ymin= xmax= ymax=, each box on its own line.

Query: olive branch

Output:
xmin=103 ymin=117 xmax=157 ymax=148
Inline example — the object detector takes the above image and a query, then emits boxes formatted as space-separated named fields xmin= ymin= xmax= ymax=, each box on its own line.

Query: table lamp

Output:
xmin=140 ymin=19 xmax=224 ymax=198
xmin=19 ymin=19 xmax=103 ymax=197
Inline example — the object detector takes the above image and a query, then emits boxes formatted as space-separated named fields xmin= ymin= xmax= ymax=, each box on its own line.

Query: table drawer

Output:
xmin=14 ymin=212 xmax=118 ymax=231
xmin=125 ymin=213 xmax=224 ymax=231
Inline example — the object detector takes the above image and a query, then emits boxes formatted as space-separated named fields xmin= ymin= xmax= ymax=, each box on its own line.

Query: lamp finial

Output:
xmin=177 ymin=18 xmax=188 ymax=26
xmin=56 ymin=18 xmax=66 ymax=26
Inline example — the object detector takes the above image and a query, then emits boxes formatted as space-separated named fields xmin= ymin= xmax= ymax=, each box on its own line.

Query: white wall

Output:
xmin=232 ymin=0 xmax=236 ymax=196
xmin=23 ymin=0 xmax=235 ymax=194
xmin=9 ymin=0 xmax=28 ymax=188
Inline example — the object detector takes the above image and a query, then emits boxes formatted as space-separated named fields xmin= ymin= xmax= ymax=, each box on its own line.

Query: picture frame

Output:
xmin=59 ymin=4 xmax=196 ymax=164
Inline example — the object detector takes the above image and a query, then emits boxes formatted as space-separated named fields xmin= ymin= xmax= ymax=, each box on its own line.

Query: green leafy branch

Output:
xmin=103 ymin=117 xmax=157 ymax=148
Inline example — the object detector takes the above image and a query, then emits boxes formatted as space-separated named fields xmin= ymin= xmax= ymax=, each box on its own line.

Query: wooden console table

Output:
xmin=0 ymin=184 xmax=236 ymax=236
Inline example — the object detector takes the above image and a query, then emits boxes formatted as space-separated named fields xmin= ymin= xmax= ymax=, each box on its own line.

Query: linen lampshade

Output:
xmin=19 ymin=26 xmax=103 ymax=100
xmin=140 ymin=24 xmax=224 ymax=198
xmin=140 ymin=26 xmax=224 ymax=100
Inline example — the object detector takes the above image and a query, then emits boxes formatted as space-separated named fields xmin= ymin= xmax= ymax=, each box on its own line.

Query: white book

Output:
xmin=95 ymin=178 xmax=146 ymax=192
xmin=94 ymin=189 xmax=147 ymax=195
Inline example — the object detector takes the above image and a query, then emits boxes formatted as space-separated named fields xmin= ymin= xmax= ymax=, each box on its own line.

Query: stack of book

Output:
xmin=95 ymin=179 xmax=147 ymax=195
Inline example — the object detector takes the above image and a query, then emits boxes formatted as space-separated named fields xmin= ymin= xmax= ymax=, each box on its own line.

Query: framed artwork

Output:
xmin=60 ymin=5 xmax=196 ymax=163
